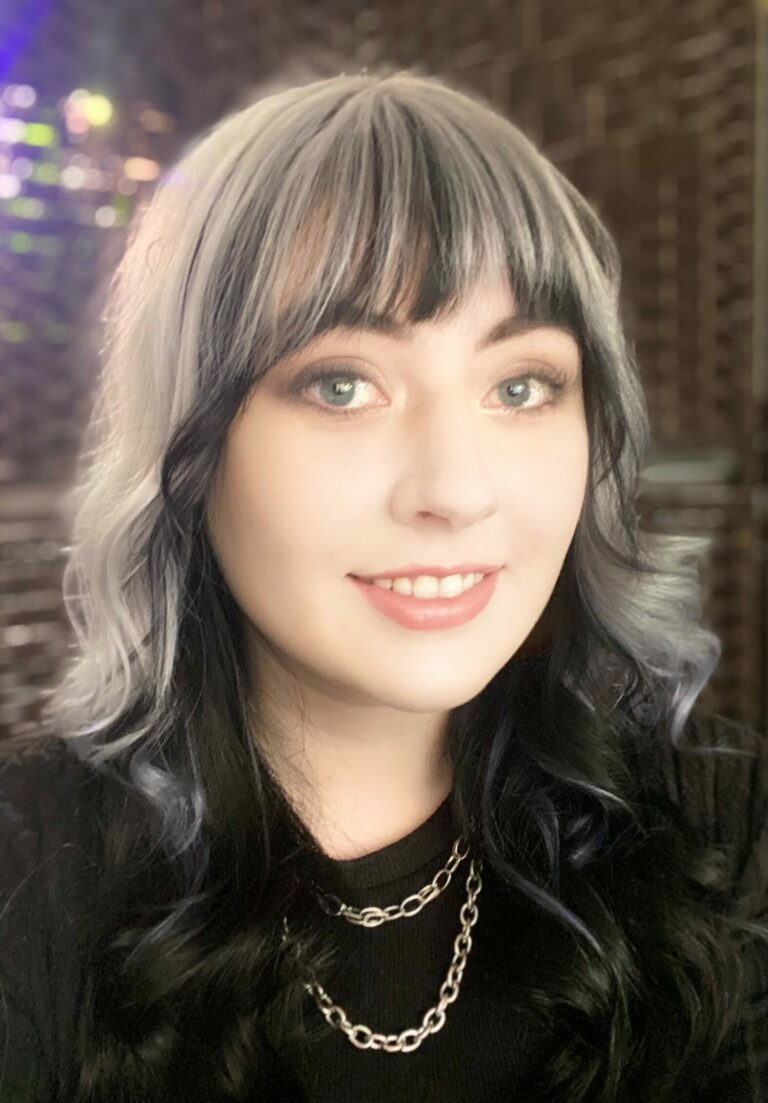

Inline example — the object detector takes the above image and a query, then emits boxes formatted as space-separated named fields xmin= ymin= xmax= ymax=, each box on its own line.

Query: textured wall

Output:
xmin=1 ymin=0 xmax=766 ymax=736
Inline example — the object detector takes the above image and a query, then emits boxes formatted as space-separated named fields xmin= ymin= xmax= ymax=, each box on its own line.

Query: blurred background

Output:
xmin=1 ymin=0 xmax=766 ymax=740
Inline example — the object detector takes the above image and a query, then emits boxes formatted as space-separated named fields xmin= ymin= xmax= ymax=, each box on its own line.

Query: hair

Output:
xmin=6 ymin=66 xmax=766 ymax=1101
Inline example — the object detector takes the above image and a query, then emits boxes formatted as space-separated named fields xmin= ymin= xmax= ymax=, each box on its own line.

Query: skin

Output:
xmin=205 ymin=274 xmax=589 ymax=859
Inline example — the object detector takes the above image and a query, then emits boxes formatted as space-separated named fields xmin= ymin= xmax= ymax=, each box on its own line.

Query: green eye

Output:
xmin=289 ymin=364 xmax=571 ymax=419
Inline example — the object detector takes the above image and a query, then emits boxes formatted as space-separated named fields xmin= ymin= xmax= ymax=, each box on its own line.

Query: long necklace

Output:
xmin=281 ymin=835 xmax=484 ymax=1052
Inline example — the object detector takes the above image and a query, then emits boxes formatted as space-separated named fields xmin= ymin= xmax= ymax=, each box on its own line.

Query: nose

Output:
xmin=391 ymin=400 xmax=499 ymax=530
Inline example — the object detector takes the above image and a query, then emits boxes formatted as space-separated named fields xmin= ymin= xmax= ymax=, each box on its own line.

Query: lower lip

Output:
xmin=348 ymin=571 xmax=501 ymax=630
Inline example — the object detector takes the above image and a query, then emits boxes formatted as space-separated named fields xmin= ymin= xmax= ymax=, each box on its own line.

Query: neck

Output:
xmin=304 ymin=754 xmax=454 ymax=861
xmin=252 ymin=692 xmax=453 ymax=860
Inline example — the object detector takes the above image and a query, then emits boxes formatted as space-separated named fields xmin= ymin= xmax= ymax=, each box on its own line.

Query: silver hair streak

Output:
xmin=45 ymin=68 xmax=722 ymax=879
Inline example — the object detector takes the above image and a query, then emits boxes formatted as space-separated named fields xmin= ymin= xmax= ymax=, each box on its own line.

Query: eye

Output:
xmin=286 ymin=363 xmax=573 ymax=419
xmin=493 ymin=370 xmax=571 ymax=415
xmin=289 ymin=367 xmax=382 ymax=416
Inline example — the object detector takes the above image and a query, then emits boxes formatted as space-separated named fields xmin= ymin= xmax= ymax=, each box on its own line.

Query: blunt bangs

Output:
xmin=198 ymin=74 xmax=612 ymax=393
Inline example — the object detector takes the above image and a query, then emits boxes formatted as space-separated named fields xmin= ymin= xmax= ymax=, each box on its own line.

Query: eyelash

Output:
xmin=288 ymin=364 xmax=571 ymax=419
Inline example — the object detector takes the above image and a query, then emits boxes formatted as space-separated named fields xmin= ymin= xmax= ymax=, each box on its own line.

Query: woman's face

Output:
xmin=205 ymin=275 xmax=589 ymax=716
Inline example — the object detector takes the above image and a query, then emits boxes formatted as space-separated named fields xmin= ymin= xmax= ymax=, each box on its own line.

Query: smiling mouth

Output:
xmin=348 ymin=569 xmax=500 ymax=628
xmin=354 ymin=572 xmax=489 ymax=599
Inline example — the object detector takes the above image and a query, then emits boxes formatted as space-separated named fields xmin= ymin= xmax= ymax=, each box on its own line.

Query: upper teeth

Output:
xmin=371 ymin=572 xmax=485 ymax=598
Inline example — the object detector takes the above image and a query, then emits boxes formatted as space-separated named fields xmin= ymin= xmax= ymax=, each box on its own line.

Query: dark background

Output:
xmin=1 ymin=0 xmax=766 ymax=738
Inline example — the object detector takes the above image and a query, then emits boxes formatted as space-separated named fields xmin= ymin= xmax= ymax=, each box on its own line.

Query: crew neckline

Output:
xmin=311 ymin=790 xmax=460 ymax=893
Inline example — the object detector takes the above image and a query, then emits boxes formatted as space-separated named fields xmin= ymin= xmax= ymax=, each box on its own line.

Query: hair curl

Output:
xmin=8 ymin=66 xmax=765 ymax=1101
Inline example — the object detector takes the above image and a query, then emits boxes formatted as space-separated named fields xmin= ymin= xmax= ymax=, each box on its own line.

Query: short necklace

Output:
xmin=281 ymin=834 xmax=484 ymax=1052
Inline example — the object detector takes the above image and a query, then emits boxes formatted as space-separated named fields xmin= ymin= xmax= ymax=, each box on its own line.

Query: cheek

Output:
xmin=216 ymin=417 xmax=364 ymax=571
xmin=215 ymin=404 xmax=589 ymax=574
xmin=502 ymin=428 xmax=589 ymax=541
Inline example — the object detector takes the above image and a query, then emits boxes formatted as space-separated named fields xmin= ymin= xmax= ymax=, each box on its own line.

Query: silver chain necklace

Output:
xmin=281 ymin=834 xmax=484 ymax=1052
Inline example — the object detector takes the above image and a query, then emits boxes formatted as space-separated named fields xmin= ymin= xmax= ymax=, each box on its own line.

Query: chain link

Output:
xmin=308 ymin=834 xmax=470 ymax=927
xmin=281 ymin=842 xmax=484 ymax=1053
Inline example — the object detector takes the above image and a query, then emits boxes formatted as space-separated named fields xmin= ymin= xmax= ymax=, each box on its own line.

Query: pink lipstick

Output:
xmin=348 ymin=568 xmax=501 ymax=630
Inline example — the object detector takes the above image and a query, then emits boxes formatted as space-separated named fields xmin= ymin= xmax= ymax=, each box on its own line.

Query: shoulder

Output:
xmin=0 ymin=730 xmax=107 ymax=926
xmin=0 ymin=729 xmax=117 ymax=946
xmin=0 ymin=732 xmax=108 ymax=1099
xmin=0 ymin=731 xmax=102 ymax=860
xmin=0 ymin=728 xmax=99 ymax=795
xmin=656 ymin=708 xmax=764 ymax=824
xmin=636 ymin=707 xmax=767 ymax=910
xmin=0 ymin=731 xmax=171 ymax=930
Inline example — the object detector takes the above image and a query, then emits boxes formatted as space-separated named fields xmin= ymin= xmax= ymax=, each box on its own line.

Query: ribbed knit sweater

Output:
xmin=0 ymin=709 xmax=766 ymax=1101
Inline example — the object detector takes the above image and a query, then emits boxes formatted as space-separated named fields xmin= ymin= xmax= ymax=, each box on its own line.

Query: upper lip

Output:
xmin=352 ymin=563 xmax=503 ymax=581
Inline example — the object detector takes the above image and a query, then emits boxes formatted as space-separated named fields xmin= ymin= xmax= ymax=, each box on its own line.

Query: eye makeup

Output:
xmin=283 ymin=360 xmax=574 ymax=420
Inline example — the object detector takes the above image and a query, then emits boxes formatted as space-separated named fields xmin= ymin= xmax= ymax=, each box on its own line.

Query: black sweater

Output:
xmin=0 ymin=710 xmax=766 ymax=1102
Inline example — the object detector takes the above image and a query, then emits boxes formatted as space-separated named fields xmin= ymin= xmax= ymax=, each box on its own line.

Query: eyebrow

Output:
xmin=325 ymin=313 xmax=578 ymax=353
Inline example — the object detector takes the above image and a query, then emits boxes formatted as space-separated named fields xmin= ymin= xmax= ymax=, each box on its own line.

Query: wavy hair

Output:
xmin=10 ymin=66 xmax=764 ymax=1100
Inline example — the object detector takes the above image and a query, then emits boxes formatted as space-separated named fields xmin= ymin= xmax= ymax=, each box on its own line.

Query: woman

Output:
xmin=0 ymin=67 xmax=765 ymax=1102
